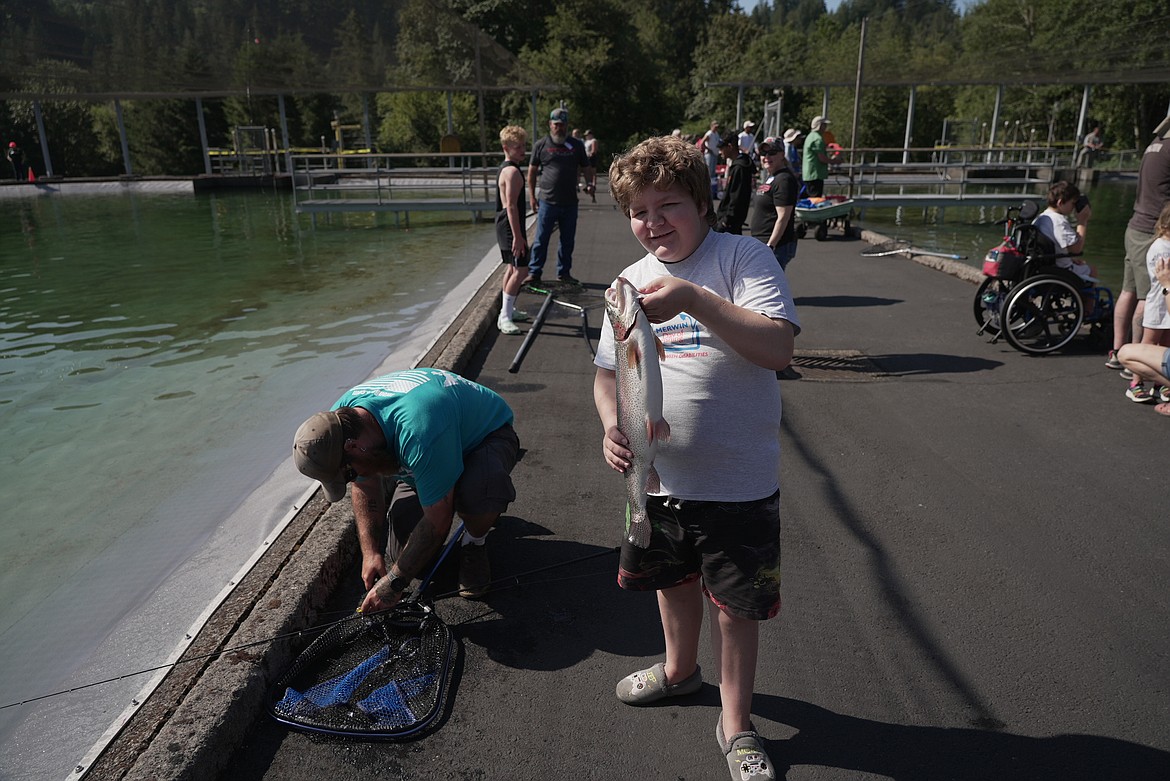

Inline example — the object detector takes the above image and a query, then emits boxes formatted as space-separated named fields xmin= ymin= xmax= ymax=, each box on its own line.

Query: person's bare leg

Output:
xmin=1118 ymin=343 xmax=1170 ymax=387
xmin=709 ymin=602 xmax=760 ymax=736
xmin=1113 ymin=290 xmax=1138 ymax=352
xmin=659 ymin=579 xmax=704 ymax=684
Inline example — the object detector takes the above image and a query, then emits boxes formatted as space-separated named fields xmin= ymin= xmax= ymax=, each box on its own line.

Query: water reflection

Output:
xmin=0 ymin=188 xmax=496 ymax=780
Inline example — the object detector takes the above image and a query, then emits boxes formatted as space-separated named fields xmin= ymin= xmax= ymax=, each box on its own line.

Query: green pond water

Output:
xmin=0 ymin=188 xmax=499 ymax=779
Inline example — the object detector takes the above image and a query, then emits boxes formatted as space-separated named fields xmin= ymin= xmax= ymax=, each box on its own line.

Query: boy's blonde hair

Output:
xmin=609 ymin=135 xmax=715 ymax=227
xmin=499 ymin=125 xmax=527 ymax=147
xmin=1156 ymin=202 xmax=1170 ymax=238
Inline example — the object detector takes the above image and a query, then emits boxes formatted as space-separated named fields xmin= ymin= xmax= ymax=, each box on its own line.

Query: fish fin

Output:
xmin=654 ymin=417 xmax=671 ymax=443
xmin=646 ymin=464 xmax=661 ymax=494
xmin=626 ymin=341 xmax=641 ymax=369
xmin=655 ymin=335 xmax=666 ymax=361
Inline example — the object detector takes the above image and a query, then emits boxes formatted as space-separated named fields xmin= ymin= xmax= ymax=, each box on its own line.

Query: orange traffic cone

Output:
xmin=27 ymin=167 xmax=35 ymax=182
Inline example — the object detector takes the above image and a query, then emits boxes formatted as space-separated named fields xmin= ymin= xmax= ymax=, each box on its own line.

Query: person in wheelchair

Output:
xmin=1032 ymin=180 xmax=1098 ymax=285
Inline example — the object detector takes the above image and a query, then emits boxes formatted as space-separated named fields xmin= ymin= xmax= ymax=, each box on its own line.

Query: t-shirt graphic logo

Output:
xmin=656 ymin=313 xmax=702 ymax=353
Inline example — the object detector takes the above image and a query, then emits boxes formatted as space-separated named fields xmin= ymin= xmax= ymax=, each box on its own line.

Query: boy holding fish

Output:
xmin=594 ymin=134 xmax=800 ymax=780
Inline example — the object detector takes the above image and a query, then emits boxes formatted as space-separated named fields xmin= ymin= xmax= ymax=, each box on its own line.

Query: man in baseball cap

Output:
xmin=294 ymin=368 xmax=519 ymax=610
xmin=738 ymin=121 xmax=757 ymax=157
xmin=525 ymin=106 xmax=595 ymax=286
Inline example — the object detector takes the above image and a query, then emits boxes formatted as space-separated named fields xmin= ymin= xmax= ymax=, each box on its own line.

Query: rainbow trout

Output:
xmin=604 ymin=276 xmax=670 ymax=548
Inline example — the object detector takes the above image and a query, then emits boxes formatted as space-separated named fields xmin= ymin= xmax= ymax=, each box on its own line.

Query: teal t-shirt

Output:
xmin=332 ymin=369 xmax=513 ymax=506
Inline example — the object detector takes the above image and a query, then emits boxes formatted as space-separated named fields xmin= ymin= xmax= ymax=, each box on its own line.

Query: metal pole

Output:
xmin=987 ymin=85 xmax=1003 ymax=162
xmin=447 ymin=92 xmax=456 ymax=168
xmin=278 ymin=94 xmax=292 ymax=175
xmin=848 ymin=17 xmax=867 ymax=197
xmin=475 ymin=33 xmax=488 ymax=182
xmin=114 ymin=99 xmax=133 ymax=176
xmin=736 ymin=85 xmax=744 ymax=135
xmin=509 ymin=293 xmax=558 ymax=373
xmin=1075 ymin=84 xmax=1090 ymax=164
xmin=32 ymin=100 xmax=53 ymax=177
xmin=196 ymin=97 xmax=212 ymax=175
xmin=902 ymin=86 xmax=916 ymax=165
xmin=361 ymin=93 xmax=373 ymax=151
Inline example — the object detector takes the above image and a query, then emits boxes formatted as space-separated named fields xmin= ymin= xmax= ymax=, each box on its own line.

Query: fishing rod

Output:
xmin=0 ymin=544 xmax=619 ymax=711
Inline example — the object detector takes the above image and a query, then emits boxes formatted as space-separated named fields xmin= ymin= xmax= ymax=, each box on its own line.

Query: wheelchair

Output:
xmin=974 ymin=201 xmax=1114 ymax=355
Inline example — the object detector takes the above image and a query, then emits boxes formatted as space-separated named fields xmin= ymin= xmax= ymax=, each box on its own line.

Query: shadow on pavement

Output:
xmin=868 ymin=353 xmax=1004 ymax=375
xmin=754 ymin=695 xmax=1170 ymax=781
xmin=795 ymin=295 xmax=903 ymax=308
xmin=448 ymin=516 xmax=662 ymax=669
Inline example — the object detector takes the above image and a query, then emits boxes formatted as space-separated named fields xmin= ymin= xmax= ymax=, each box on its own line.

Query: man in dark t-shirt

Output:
xmin=525 ymin=107 xmax=595 ymax=285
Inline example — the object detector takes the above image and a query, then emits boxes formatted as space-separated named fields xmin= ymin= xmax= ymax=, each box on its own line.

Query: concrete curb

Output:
xmin=858 ymin=228 xmax=983 ymax=286
xmin=93 ymin=262 xmax=508 ymax=781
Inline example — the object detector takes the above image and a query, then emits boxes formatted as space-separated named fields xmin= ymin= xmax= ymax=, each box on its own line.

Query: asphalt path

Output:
xmin=220 ymin=196 xmax=1169 ymax=781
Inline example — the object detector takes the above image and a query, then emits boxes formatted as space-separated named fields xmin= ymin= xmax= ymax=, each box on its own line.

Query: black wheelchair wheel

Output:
xmin=973 ymin=277 xmax=1007 ymax=337
xmin=1001 ymin=275 xmax=1084 ymax=354
xmin=815 ymin=223 xmax=828 ymax=241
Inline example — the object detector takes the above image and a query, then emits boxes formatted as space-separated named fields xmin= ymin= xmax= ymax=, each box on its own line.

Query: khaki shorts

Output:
xmin=1122 ymin=226 xmax=1156 ymax=297
xmin=386 ymin=424 xmax=519 ymax=558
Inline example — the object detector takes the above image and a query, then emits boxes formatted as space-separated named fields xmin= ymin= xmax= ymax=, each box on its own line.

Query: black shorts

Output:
xmin=617 ymin=491 xmax=781 ymax=621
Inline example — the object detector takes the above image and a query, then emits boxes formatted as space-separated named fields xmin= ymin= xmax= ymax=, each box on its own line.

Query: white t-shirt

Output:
xmin=703 ymin=129 xmax=722 ymax=155
xmin=1033 ymin=207 xmax=1096 ymax=282
xmin=1142 ymin=236 xmax=1170 ymax=329
xmin=738 ymin=130 xmax=755 ymax=156
xmin=595 ymin=230 xmax=800 ymax=502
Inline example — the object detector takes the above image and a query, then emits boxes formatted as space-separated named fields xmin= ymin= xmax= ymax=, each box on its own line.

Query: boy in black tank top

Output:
xmin=496 ymin=126 xmax=530 ymax=334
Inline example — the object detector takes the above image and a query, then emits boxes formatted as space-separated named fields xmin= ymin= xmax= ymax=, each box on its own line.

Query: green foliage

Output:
xmin=377 ymin=90 xmax=480 ymax=155
xmin=1 ymin=0 xmax=1168 ymax=177
xmin=519 ymin=0 xmax=664 ymax=145
xmin=4 ymin=59 xmax=115 ymax=177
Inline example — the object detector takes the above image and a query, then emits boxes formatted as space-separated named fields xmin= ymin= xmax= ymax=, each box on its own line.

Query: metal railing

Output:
xmin=819 ymin=145 xmax=1140 ymax=205
xmin=289 ymin=152 xmax=502 ymax=218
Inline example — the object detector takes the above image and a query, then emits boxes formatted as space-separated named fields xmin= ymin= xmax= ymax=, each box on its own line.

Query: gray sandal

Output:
xmin=715 ymin=711 xmax=776 ymax=780
xmin=615 ymin=662 xmax=702 ymax=705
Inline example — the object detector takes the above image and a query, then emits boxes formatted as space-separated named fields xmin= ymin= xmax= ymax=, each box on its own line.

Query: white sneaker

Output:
xmin=497 ymin=313 xmax=521 ymax=335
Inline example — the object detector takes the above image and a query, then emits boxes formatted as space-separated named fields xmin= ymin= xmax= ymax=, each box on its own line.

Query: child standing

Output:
xmin=594 ymin=135 xmax=800 ymax=780
xmin=496 ymin=125 xmax=530 ymax=335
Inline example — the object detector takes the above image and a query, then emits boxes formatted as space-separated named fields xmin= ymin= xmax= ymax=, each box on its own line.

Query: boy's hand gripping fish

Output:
xmin=604 ymin=277 xmax=670 ymax=548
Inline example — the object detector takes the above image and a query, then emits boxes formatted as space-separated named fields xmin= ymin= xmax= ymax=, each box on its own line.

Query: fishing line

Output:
xmin=0 ymin=545 xmax=619 ymax=711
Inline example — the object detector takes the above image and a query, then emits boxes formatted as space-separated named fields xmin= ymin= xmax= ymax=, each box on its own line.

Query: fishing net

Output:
xmin=270 ymin=601 xmax=454 ymax=739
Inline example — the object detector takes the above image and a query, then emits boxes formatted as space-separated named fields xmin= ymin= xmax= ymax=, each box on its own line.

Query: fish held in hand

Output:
xmin=604 ymin=276 xmax=670 ymax=548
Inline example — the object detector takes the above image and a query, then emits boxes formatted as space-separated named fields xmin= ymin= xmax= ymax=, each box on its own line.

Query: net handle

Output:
xmin=414 ymin=521 xmax=465 ymax=598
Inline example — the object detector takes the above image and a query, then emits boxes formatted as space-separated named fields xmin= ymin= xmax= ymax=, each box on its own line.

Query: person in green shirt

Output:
xmin=802 ymin=115 xmax=834 ymax=197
